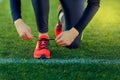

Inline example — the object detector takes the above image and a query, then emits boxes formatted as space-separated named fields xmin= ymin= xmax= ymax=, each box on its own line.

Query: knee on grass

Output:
xmin=66 ymin=34 xmax=82 ymax=49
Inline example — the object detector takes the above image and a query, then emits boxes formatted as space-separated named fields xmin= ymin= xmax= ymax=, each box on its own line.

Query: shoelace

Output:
xmin=38 ymin=38 xmax=49 ymax=49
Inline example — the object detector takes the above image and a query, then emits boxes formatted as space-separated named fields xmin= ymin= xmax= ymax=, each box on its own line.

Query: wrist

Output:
xmin=14 ymin=18 xmax=23 ymax=25
xmin=69 ymin=28 xmax=79 ymax=37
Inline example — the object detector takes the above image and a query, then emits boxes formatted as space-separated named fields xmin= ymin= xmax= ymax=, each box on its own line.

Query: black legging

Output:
xmin=31 ymin=0 xmax=49 ymax=33
xmin=32 ymin=0 xmax=100 ymax=48
xmin=10 ymin=0 xmax=100 ymax=33
xmin=58 ymin=0 xmax=85 ymax=48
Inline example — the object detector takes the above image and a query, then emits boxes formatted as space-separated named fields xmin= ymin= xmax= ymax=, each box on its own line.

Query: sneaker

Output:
xmin=34 ymin=35 xmax=50 ymax=59
xmin=55 ymin=21 xmax=62 ymax=36
xmin=55 ymin=5 xmax=64 ymax=37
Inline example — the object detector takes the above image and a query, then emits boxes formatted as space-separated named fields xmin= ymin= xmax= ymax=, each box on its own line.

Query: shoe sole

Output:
xmin=34 ymin=54 xmax=50 ymax=59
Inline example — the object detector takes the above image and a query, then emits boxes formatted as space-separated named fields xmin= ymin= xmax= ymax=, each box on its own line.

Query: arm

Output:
xmin=10 ymin=0 xmax=33 ymax=40
xmin=74 ymin=0 xmax=100 ymax=34
xmin=10 ymin=0 xmax=22 ymax=21
xmin=56 ymin=0 xmax=100 ymax=46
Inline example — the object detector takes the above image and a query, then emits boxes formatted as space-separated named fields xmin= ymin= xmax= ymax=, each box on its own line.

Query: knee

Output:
xmin=66 ymin=40 xmax=82 ymax=49
xmin=66 ymin=44 xmax=80 ymax=49
xmin=66 ymin=34 xmax=82 ymax=49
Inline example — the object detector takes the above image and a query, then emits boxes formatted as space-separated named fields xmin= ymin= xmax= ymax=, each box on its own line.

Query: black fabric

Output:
xmin=59 ymin=0 xmax=85 ymax=49
xmin=10 ymin=0 xmax=49 ymax=33
xmin=10 ymin=0 xmax=100 ymax=48
xmin=10 ymin=0 xmax=21 ymax=21
xmin=59 ymin=0 xmax=100 ymax=49
xmin=10 ymin=0 xmax=100 ymax=33
xmin=74 ymin=0 xmax=100 ymax=34
xmin=59 ymin=0 xmax=85 ymax=30
xmin=31 ymin=0 xmax=49 ymax=33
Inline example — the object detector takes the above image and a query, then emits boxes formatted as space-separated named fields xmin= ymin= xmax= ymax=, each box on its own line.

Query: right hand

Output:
xmin=55 ymin=28 xmax=79 ymax=46
xmin=14 ymin=19 xmax=33 ymax=40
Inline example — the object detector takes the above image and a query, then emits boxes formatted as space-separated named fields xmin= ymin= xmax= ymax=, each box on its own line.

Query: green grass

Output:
xmin=0 ymin=0 xmax=120 ymax=80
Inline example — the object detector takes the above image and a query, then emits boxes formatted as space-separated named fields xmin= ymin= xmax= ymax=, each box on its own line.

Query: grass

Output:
xmin=0 ymin=0 xmax=120 ymax=80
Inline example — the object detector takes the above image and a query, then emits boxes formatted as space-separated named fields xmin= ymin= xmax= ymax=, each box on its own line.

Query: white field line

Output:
xmin=0 ymin=58 xmax=120 ymax=64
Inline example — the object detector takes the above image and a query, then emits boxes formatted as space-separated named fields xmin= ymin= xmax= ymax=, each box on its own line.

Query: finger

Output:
xmin=26 ymin=30 xmax=33 ymax=39
xmin=20 ymin=33 xmax=28 ymax=40
xmin=58 ymin=42 xmax=67 ymax=46
xmin=55 ymin=33 xmax=62 ymax=41
xmin=61 ymin=44 xmax=67 ymax=47
xmin=27 ymin=28 xmax=33 ymax=37
xmin=56 ymin=37 xmax=63 ymax=43
xmin=20 ymin=33 xmax=31 ymax=40
xmin=25 ymin=34 xmax=33 ymax=40
xmin=25 ymin=27 xmax=34 ymax=39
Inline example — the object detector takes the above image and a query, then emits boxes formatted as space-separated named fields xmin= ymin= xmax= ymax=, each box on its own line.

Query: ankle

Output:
xmin=39 ymin=33 xmax=49 ymax=37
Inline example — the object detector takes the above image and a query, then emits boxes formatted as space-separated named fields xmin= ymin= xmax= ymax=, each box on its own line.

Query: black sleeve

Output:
xmin=74 ymin=0 xmax=100 ymax=34
xmin=10 ymin=0 xmax=22 ymax=21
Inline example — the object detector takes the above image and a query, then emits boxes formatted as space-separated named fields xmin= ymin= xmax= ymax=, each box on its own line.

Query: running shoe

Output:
xmin=55 ymin=5 xmax=64 ymax=36
xmin=34 ymin=35 xmax=50 ymax=59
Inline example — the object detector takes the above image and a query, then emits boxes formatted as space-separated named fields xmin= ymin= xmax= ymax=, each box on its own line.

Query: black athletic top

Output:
xmin=74 ymin=0 xmax=100 ymax=33
xmin=10 ymin=0 xmax=21 ymax=21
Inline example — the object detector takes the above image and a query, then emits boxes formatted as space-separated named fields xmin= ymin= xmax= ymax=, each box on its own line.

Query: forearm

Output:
xmin=74 ymin=0 xmax=100 ymax=34
xmin=10 ymin=0 xmax=22 ymax=21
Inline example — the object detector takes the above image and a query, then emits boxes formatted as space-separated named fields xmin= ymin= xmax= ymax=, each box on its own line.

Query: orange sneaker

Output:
xmin=34 ymin=35 xmax=50 ymax=59
xmin=55 ymin=5 xmax=63 ymax=37
xmin=55 ymin=22 xmax=62 ymax=36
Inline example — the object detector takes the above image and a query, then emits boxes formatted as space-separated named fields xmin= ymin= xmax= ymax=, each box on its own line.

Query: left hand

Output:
xmin=55 ymin=28 xmax=79 ymax=46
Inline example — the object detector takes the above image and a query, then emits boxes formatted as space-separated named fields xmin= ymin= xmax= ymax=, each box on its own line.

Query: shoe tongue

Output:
xmin=39 ymin=35 xmax=49 ymax=40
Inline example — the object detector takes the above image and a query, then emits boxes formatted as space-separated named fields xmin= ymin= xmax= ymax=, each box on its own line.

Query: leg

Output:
xmin=32 ymin=0 xmax=50 ymax=59
xmin=31 ymin=0 xmax=49 ymax=35
xmin=59 ymin=0 xmax=85 ymax=49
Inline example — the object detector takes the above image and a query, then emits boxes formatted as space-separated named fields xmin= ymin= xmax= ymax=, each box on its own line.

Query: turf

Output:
xmin=0 ymin=0 xmax=120 ymax=80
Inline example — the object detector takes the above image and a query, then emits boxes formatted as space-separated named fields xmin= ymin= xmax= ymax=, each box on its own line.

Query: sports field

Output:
xmin=0 ymin=0 xmax=120 ymax=80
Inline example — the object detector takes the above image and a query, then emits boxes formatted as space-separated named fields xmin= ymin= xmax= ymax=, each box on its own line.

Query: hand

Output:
xmin=55 ymin=28 xmax=79 ymax=46
xmin=14 ymin=19 xmax=33 ymax=40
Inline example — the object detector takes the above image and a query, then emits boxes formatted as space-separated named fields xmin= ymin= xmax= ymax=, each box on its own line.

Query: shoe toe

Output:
xmin=34 ymin=49 xmax=50 ymax=59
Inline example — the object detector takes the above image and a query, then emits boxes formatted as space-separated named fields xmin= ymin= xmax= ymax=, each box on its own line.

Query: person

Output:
xmin=10 ymin=0 xmax=100 ymax=59
xmin=10 ymin=0 xmax=50 ymax=59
